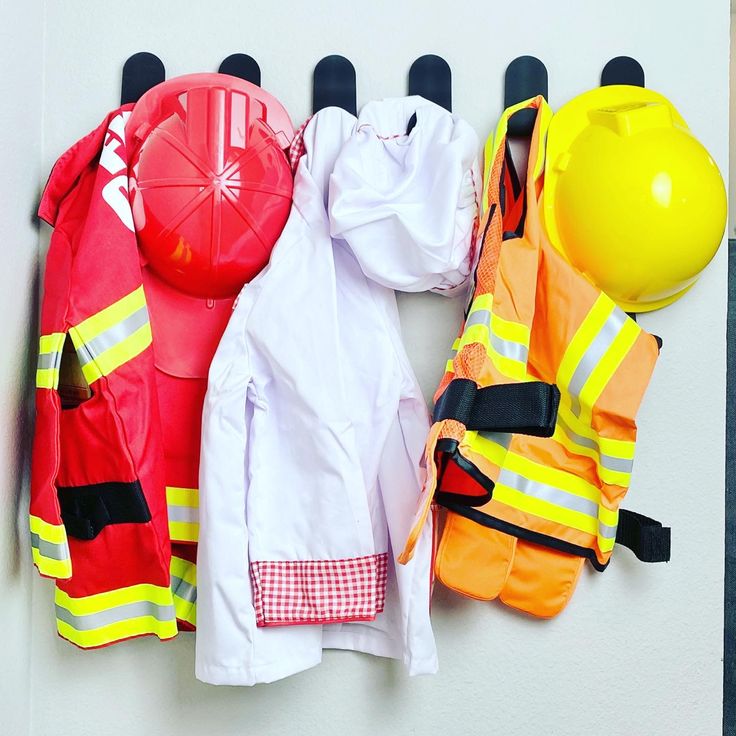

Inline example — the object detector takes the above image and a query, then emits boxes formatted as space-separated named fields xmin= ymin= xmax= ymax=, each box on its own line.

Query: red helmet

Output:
xmin=127 ymin=73 xmax=294 ymax=300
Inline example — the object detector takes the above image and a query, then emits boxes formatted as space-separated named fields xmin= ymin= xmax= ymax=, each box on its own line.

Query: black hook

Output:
xmin=504 ymin=56 xmax=548 ymax=137
xmin=219 ymin=54 xmax=261 ymax=86
xmin=121 ymin=52 xmax=165 ymax=105
xmin=408 ymin=55 xmax=452 ymax=112
xmin=601 ymin=56 xmax=645 ymax=88
xmin=313 ymin=55 xmax=357 ymax=115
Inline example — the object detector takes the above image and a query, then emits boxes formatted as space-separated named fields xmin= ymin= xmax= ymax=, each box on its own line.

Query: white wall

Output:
xmin=15 ymin=1 xmax=730 ymax=734
xmin=0 ymin=2 xmax=44 ymax=735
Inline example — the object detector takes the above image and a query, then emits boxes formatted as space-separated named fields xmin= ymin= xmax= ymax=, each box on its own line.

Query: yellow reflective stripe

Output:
xmin=468 ymin=434 xmax=620 ymax=549
xmin=557 ymin=404 xmax=635 ymax=461
xmin=56 ymin=582 xmax=173 ymax=614
xmin=552 ymin=423 xmax=632 ymax=488
xmin=32 ymin=549 xmax=71 ymax=579
xmin=493 ymin=480 xmax=618 ymax=544
xmin=30 ymin=514 xmax=72 ymax=579
xmin=496 ymin=460 xmax=618 ymax=529
xmin=458 ymin=324 xmax=527 ymax=381
xmin=71 ymin=322 xmax=152 ymax=384
xmin=166 ymin=486 xmax=199 ymax=508
xmin=166 ymin=486 xmax=199 ymax=543
xmin=503 ymin=449 xmax=601 ymax=505
xmin=458 ymin=294 xmax=530 ymax=380
xmin=72 ymin=286 xmax=147 ymax=343
xmin=68 ymin=286 xmax=152 ymax=384
xmin=576 ymin=318 xmax=640 ymax=426
xmin=55 ymin=583 xmax=177 ymax=648
xmin=171 ymin=556 xmax=197 ymax=587
xmin=36 ymin=332 xmax=65 ymax=389
xmin=468 ymin=293 xmax=531 ymax=345
xmin=168 ymin=521 xmax=199 ymax=543
xmin=170 ymin=556 xmax=197 ymax=627
xmin=30 ymin=514 xmax=68 ymax=543
xmin=556 ymin=294 xmax=615 ymax=395
xmin=56 ymin=617 xmax=177 ymax=649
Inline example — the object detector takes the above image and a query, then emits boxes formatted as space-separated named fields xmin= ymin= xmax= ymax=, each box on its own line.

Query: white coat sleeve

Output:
xmin=378 ymin=383 xmax=438 ymax=675
xmin=195 ymin=297 xmax=259 ymax=684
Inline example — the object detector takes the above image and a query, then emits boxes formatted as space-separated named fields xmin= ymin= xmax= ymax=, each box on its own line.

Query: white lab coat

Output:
xmin=196 ymin=99 xmax=479 ymax=686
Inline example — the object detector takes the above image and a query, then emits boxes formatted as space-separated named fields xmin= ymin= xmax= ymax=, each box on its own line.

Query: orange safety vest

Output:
xmin=400 ymin=96 xmax=670 ymax=617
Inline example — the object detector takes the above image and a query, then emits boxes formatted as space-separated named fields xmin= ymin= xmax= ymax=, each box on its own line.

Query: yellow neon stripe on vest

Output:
xmin=30 ymin=514 xmax=68 ymax=543
xmin=73 ymin=323 xmax=152 ymax=384
xmin=72 ymin=286 xmax=147 ymax=342
xmin=69 ymin=286 xmax=152 ymax=384
xmin=556 ymin=404 xmax=636 ymax=461
xmin=171 ymin=556 xmax=197 ymax=587
xmin=166 ymin=485 xmax=200 ymax=543
xmin=170 ymin=556 xmax=197 ymax=627
xmin=56 ymin=583 xmax=174 ymax=615
xmin=492 ymin=482 xmax=599 ymax=537
xmin=55 ymin=583 xmax=177 ymax=648
xmin=556 ymin=294 xmax=615 ymax=394
xmin=166 ymin=486 xmax=199 ymax=508
xmin=56 ymin=615 xmax=177 ymax=649
xmin=576 ymin=318 xmax=640 ymax=426
xmin=468 ymin=293 xmax=531 ymax=345
xmin=458 ymin=324 xmax=527 ymax=381
xmin=168 ymin=521 xmax=199 ymax=543
xmin=36 ymin=332 xmax=65 ymax=389
xmin=467 ymin=435 xmax=619 ymax=528
xmin=552 ymin=424 xmax=632 ymax=488
xmin=32 ymin=549 xmax=72 ymax=579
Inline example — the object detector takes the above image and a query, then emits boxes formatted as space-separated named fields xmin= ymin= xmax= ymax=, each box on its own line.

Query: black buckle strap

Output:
xmin=615 ymin=509 xmax=671 ymax=563
xmin=58 ymin=480 xmax=151 ymax=540
xmin=433 ymin=378 xmax=560 ymax=437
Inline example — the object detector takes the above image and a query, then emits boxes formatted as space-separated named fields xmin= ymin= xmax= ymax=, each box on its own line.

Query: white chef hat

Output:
xmin=329 ymin=96 xmax=480 ymax=296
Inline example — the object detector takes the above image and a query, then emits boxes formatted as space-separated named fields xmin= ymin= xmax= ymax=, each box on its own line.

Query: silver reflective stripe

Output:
xmin=55 ymin=600 xmax=176 ymax=631
xmin=466 ymin=309 xmax=529 ymax=363
xmin=76 ymin=305 xmax=150 ymax=366
xmin=557 ymin=415 xmax=634 ymax=474
xmin=499 ymin=468 xmax=599 ymax=517
xmin=498 ymin=468 xmax=617 ymax=539
xmin=447 ymin=348 xmax=458 ymax=360
xmin=171 ymin=576 xmax=197 ymax=604
xmin=598 ymin=521 xmax=618 ymax=539
xmin=168 ymin=505 xmax=199 ymax=524
xmin=37 ymin=350 xmax=62 ymax=371
xmin=568 ymin=307 xmax=627 ymax=416
xmin=478 ymin=431 xmax=512 ymax=450
xmin=30 ymin=532 xmax=69 ymax=561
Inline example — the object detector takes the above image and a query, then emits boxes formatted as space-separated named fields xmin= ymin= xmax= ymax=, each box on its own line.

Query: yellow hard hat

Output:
xmin=542 ymin=85 xmax=726 ymax=312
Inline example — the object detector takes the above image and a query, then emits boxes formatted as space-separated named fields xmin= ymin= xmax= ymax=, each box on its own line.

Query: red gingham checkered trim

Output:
xmin=250 ymin=552 xmax=389 ymax=627
xmin=288 ymin=116 xmax=313 ymax=174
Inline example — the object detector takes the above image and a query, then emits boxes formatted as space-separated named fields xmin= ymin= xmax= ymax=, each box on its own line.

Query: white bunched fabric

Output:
xmin=196 ymin=99 xmax=479 ymax=686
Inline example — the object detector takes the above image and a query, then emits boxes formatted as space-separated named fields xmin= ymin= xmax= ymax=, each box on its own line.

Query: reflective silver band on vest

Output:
xmin=171 ymin=576 xmax=197 ymax=604
xmin=498 ymin=468 xmax=617 ymax=539
xmin=556 ymin=414 xmax=634 ymax=474
xmin=31 ymin=532 xmax=70 ymax=561
xmin=75 ymin=305 xmax=150 ymax=366
xmin=55 ymin=600 xmax=176 ymax=631
xmin=465 ymin=309 xmax=528 ymax=363
xmin=37 ymin=350 xmax=63 ymax=371
xmin=567 ymin=306 xmax=627 ymax=417
xmin=168 ymin=505 xmax=199 ymax=524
